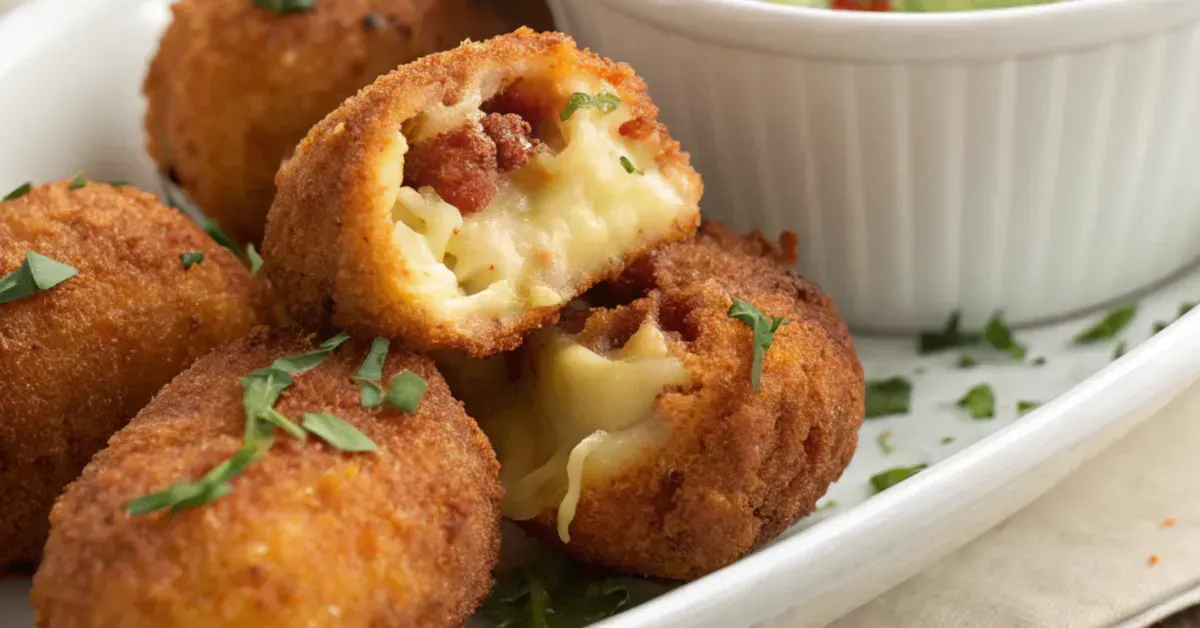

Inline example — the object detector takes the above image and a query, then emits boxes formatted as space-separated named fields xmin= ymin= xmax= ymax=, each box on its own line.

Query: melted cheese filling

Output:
xmin=459 ymin=321 xmax=691 ymax=542
xmin=389 ymin=77 xmax=690 ymax=326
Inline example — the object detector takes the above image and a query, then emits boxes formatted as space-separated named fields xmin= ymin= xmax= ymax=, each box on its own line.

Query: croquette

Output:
xmin=263 ymin=28 xmax=703 ymax=357
xmin=443 ymin=223 xmax=864 ymax=580
xmin=145 ymin=0 xmax=554 ymax=246
xmin=0 ymin=179 xmax=274 ymax=571
xmin=31 ymin=328 xmax=502 ymax=627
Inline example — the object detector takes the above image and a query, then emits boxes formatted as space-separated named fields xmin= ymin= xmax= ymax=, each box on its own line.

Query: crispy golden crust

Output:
xmin=263 ymin=28 xmax=702 ymax=357
xmin=145 ymin=0 xmax=552 ymax=245
xmin=31 ymin=328 xmax=502 ymax=627
xmin=0 ymin=181 xmax=274 ymax=570
xmin=526 ymin=224 xmax=864 ymax=580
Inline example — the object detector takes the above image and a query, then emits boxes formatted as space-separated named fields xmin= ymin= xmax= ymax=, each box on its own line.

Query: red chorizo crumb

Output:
xmin=481 ymin=113 xmax=538 ymax=172
xmin=403 ymin=122 xmax=498 ymax=215
xmin=619 ymin=118 xmax=655 ymax=141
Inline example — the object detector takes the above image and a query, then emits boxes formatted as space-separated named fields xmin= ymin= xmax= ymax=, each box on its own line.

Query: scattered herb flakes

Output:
xmin=253 ymin=0 xmax=316 ymax=14
xmin=864 ymin=377 xmax=912 ymax=419
xmin=180 ymin=251 xmax=204 ymax=269
xmin=108 ymin=180 xmax=129 ymax=188
xmin=3 ymin=182 xmax=31 ymax=201
xmin=385 ymin=370 xmax=427 ymax=414
xmin=302 ymin=413 xmax=377 ymax=452
xmin=198 ymin=216 xmax=240 ymax=257
xmin=816 ymin=500 xmax=838 ymax=512
xmin=353 ymin=337 xmax=390 ymax=408
xmin=870 ymin=464 xmax=928 ymax=493
xmin=1180 ymin=302 xmax=1196 ymax=318
xmin=559 ymin=92 xmax=621 ymax=122
xmin=957 ymin=354 xmax=978 ymax=369
xmin=918 ymin=311 xmax=981 ymax=354
xmin=67 ymin=172 xmax=87 ymax=190
xmin=983 ymin=313 xmax=1026 ymax=360
xmin=0 ymin=251 xmax=79 ymax=305
xmin=246 ymin=243 xmax=264 ymax=276
xmin=127 ymin=440 xmax=268 ymax=515
xmin=1032 ymin=356 xmax=1047 ymax=366
xmin=940 ymin=436 xmax=955 ymax=445
xmin=877 ymin=430 xmax=896 ymax=454
xmin=1113 ymin=340 xmax=1127 ymax=361
xmin=482 ymin=556 xmax=671 ymax=628
xmin=1017 ymin=400 xmax=1041 ymax=416
xmin=1153 ymin=321 xmax=1168 ymax=335
xmin=619 ymin=156 xmax=643 ymax=175
xmin=727 ymin=298 xmax=790 ymax=391
xmin=240 ymin=368 xmax=305 ymax=442
xmin=269 ymin=332 xmax=351 ymax=374
xmin=957 ymin=384 xmax=996 ymax=420
xmin=1074 ymin=303 xmax=1137 ymax=344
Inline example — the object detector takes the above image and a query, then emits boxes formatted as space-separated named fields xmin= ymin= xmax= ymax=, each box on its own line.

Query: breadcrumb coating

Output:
xmin=31 ymin=328 xmax=502 ymax=627
xmin=0 ymin=180 xmax=273 ymax=571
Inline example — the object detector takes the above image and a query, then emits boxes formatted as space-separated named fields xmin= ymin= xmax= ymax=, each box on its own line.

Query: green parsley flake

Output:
xmin=0 ymin=251 xmax=78 ymax=305
xmin=1032 ymin=356 xmax=1047 ymax=366
xmin=1073 ymin=303 xmax=1136 ymax=344
xmin=1017 ymin=400 xmax=1041 ymax=416
xmin=870 ymin=464 xmax=928 ymax=493
xmin=957 ymin=354 xmax=978 ymax=369
xmin=353 ymin=337 xmax=390 ymax=408
xmin=1180 ymin=302 xmax=1196 ymax=318
xmin=816 ymin=500 xmax=838 ymax=512
xmin=877 ymin=430 xmax=896 ymax=454
xmin=1113 ymin=340 xmax=1127 ymax=360
xmin=918 ymin=311 xmax=980 ymax=354
xmin=385 ymin=370 xmax=427 ymax=414
xmin=108 ymin=180 xmax=129 ymax=188
xmin=301 ymin=413 xmax=377 ymax=452
xmin=180 ymin=251 xmax=204 ymax=269
xmin=957 ymin=383 xmax=996 ymax=420
xmin=983 ymin=313 xmax=1026 ymax=360
xmin=127 ymin=440 xmax=269 ymax=515
xmin=481 ymin=556 xmax=671 ymax=628
xmin=3 ymin=182 xmax=31 ymax=201
xmin=246 ymin=243 xmax=264 ymax=276
xmin=940 ymin=436 xmax=955 ymax=445
xmin=68 ymin=172 xmax=87 ymax=190
xmin=864 ymin=377 xmax=912 ymax=419
xmin=619 ymin=156 xmax=643 ymax=175
xmin=560 ymin=92 xmax=621 ymax=122
xmin=253 ymin=0 xmax=316 ymax=13
xmin=1153 ymin=321 xmax=1168 ymax=334
xmin=727 ymin=297 xmax=790 ymax=391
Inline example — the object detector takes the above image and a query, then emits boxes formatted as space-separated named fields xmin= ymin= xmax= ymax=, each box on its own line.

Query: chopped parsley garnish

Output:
xmin=127 ymin=440 xmax=269 ymax=515
xmin=864 ymin=377 xmax=912 ymax=419
xmin=0 ymin=251 xmax=78 ymax=305
xmin=129 ymin=332 xmax=351 ymax=515
xmin=619 ymin=156 xmax=643 ymax=175
xmin=246 ymin=243 xmax=264 ymax=276
xmin=870 ymin=464 xmax=927 ymax=493
xmin=1031 ymin=356 xmax=1046 ymax=366
xmin=957 ymin=354 xmax=978 ymax=369
xmin=194 ymin=215 xmax=240 ymax=257
xmin=983 ymin=313 xmax=1026 ymax=360
xmin=1113 ymin=340 xmax=1127 ymax=360
xmin=1017 ymin=400 xmax=1041 ymax=416
xmin=385 ymin=370 xmax=427 ymax=414
xmin=1153 ymin=321 xmax=1168 ymax=334
xmin=1180 ymin=302 xmax=1196 ymax=318
xmin=353 ymin=337 xmax=390 ymax=407
xmin=560 ymin=92 xmax=621 ymax=122
xmin=253 ymin=0 xmax=316 ymax=14
xmin=877 ymin=430 xmax=896 ymax=454
xmin=918 ymin=311 xmax=980 ymax=354
xmin=1073 ymin=303 xmax=1136 ymax=344
xmin=940 ymin=436 xmax=955 ymax=445
xmin=816 ymin=500 xmax=838 ymax=512
xmin=727 ymin=297 xmax=789 ymax=391
xmin=301 ymin=413 xmax=377 ymax=452
xmin=68 ymin=172 xmax=87 ymax=190
xmin=957 ymin=384 xmax=996 ymax=420
xmin=108 ymin=180 xmax=129 ymax=188
xmin=3 ymin=182 xmax=31 ymax=201
xmin=180 ymin=251 xmax=204 ymax=269
xmin=482 ymin=556 xmax=671 ymax=628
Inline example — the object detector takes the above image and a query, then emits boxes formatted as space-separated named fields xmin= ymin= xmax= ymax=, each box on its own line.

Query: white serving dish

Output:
xmin=545 ymin=0 xmax=1200 ymax=332
xmin=3 ymin=1 xmax=1200 ymax=627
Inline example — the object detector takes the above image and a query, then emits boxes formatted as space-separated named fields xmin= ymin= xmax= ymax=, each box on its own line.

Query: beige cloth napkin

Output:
xmin=828 ymin=381 xmax=1200 ymax=628
xmin=2 ymin=1 xmax=1198 ymax=626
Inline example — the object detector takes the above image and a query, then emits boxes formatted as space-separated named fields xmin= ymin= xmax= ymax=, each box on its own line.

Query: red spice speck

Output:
xmin=1149 ymin=554 xmax=1160 ymax=566
xmin=1163 ymin=517 xmax=1177 ymax=528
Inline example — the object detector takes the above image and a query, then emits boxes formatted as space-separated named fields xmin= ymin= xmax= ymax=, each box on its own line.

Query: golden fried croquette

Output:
xmin=31 ymin=327 xmax=502 ymax=627
xmin=0 ymin=180 xmax=273 ymax=571
xmin=263 ymin=29 xmax=703 ymax=357
xmin=443 ymin=223 xmax=863 ymax=580
xmin=145 ymin=0 xmax=554 ymax=246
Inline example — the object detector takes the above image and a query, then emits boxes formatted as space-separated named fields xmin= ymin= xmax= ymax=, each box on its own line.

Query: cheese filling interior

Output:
xmin=446 ymin=320 xmax=691 ymax=542
xmin=388 ymin=73 xmax=690 ymax=325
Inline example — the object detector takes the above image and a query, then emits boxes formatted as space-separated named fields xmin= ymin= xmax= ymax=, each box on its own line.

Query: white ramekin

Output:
xmin=545 ymin=0 xmax=1200 ymax=332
